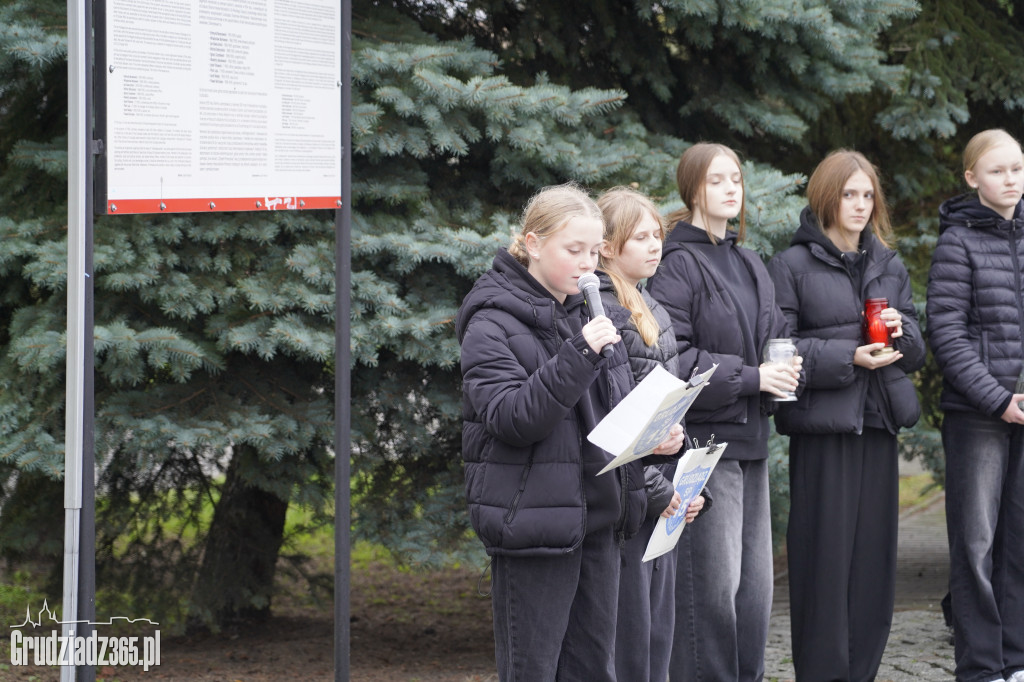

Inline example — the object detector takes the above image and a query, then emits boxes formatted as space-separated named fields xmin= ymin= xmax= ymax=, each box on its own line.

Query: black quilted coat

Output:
xmin=456 ymin=249 xmax=645 ymax=556
xmin=767 ymin=208 xmax=926 ymax=435
xmin=927 ymin=194 xmax=1024 ymax=417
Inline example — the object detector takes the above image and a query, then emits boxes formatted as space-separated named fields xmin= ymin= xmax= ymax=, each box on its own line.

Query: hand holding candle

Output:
xmin=863 ymin=298 xmax=896 ymax=356
xmin=855 ymin=297 xmax=904 ymax=369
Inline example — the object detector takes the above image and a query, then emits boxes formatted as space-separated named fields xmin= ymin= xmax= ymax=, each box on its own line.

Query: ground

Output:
xmin=1 ymin=560 xmax=498 ymax=682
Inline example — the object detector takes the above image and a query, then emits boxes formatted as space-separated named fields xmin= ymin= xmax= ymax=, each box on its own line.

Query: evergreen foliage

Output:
xmin=4 ymin=0 xmax=1024 ymax=627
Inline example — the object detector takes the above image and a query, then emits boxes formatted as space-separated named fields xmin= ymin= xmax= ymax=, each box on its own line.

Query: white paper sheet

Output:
xmin=588 ymin=364 xmax=717 ymax=475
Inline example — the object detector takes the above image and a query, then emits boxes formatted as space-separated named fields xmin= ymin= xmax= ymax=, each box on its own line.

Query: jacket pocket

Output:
xmin=882 ymin=369 xmax=921 ymax=428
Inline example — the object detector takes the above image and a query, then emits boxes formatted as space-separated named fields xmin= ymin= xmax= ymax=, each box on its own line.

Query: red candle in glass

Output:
xmin=864 ymin=297 xmax=894 ymax=355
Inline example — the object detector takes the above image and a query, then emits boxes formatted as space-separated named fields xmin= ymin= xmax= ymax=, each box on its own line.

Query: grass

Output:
xmin=899 ymin=472 xmax=941 ymax=512
xmin=0 ymin=570 xmax=49 ymax=629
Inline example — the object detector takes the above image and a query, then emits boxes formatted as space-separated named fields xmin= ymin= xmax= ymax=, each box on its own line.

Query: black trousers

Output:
xmin=787 ymin=427 xmax=899 ymax=682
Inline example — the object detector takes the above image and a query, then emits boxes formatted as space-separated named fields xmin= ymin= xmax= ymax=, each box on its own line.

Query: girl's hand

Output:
xmin=853 ymin=344 xmax=903 ymax=369
xmin=881 ymin=307 xmax=904 ymax=338
xmin=683 ymin=495 xmax=704 ymax=523
xmin=581 ymin=315 xmax=621 ymax=356
xmin=1001 ymin=395 xmax=1024 ymax=424
xmin=661 ymin=491 xmax=682 ymax=519
xmin=759 ymin=363 xmax=799 ymax=398
xmin=652 ymin=423 xmax=685 ymax=455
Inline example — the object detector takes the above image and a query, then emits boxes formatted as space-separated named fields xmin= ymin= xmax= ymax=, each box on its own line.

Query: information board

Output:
xmin=96 ymin=0 xmax=342 ymax=214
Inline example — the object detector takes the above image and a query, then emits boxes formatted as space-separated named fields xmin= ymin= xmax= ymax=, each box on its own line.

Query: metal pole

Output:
xmin=77 ymin=0 xmax=98 ymax=674
xmin=63 ymin=0 xmax=89 ymax=678
xmin=334 ymin=0 xmax=352 ymax=678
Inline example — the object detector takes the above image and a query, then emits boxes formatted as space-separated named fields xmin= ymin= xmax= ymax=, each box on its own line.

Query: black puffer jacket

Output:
xmin=647 ymin=222 xmax=789 ymax=457
xmin=456 ymin=250 xmax=646 ymax=556
xmin=598 ymin=272 xmax=680 ymax=383
xmin=767 ymin=207 xmax=926 ymax=435
xmin=598 ymin=272 xmax=681 ymax=518
xmin=927 ymin=194 xmax=1024 ymax=417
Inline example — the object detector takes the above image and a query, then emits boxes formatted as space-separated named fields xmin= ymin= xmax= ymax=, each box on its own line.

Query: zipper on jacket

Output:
xmin=564 ymin=428 xmax=587 ymax=553
xmin=1009 ymin=227 xmax=1024 ymax=366
xmin=615 ymin=463 xmax=629 ymax=547
xmin=503 ymin=454 xmax=534 ymax=524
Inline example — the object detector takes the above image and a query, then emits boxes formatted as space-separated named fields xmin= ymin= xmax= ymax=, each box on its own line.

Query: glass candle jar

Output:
xmin=764 ymin=338 xmax=798 ymax=401
xmin=864 ymin=297 xmax=894 ymax=356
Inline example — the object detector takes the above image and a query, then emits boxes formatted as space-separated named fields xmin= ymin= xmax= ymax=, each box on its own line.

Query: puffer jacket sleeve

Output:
xmin=890 ymin=255 xmax=927 ymax=374
xmin=644 ymin=466 xmax=675 ymax=519
xmin=927 ymin=229 xmax=1013 ymax=417
xmin=648 ymin=253 xmax=748 ymax=405
xmin=461 ymin=312 xmax=601 ymax=448
xmin=767 ymin=253 xmax=858 ymax=390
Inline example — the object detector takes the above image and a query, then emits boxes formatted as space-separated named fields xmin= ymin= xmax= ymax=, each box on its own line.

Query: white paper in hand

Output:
xmin=588 ymin=364 xmax=717 ymax=475
xmin=642 ymin=442 xmax=726 ymax=562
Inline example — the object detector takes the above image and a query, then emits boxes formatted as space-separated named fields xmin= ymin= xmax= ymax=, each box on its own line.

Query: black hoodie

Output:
xmin=647 ymin=221 xmax=789 ymax=459
xmin=927 ymin=193 xmax=1024 ymax=417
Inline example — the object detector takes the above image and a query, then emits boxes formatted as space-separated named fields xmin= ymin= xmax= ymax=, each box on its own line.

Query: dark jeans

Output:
xmin=490 ymin=526 xmax=619 ymax=682
xmin=671 ymin=458 xmax=772 ymax=682
xmin=615 ymin=514 xmax=677 ymax=682
xmin=943 ymin=410 xmax=1024 ymax=682
xmin=787 ymin=428 xmax=898 ymax=682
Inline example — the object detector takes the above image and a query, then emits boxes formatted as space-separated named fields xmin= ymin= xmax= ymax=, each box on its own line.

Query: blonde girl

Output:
xmin=596 ymin=187 xmax=707 ymax=682
xmin=927 ymin=130 xmax=1024 ymax=682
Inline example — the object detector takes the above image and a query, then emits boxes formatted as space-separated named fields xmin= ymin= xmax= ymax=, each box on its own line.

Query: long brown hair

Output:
xmin=597 ymin=187 xmax=664 ymax=346
xmin=806 ymin=149 xmax=892 ymax=249
xmin=508 ymin=182 xmax=602 ymax=266
xmin=665 ymin=142 xmax=747 ymax=243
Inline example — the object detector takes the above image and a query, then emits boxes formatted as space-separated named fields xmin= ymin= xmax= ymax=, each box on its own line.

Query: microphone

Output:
xmin=576 ymin=273 xmax=614 ymax=358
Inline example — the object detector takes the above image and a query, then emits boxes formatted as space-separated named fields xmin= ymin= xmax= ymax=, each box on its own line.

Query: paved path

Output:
xmin=764 ymin=487 xmax=955 ymax=682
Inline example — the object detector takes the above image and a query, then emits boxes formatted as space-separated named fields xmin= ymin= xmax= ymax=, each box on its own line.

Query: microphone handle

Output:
xmin=584 ymin=293 xmax=615 ymax=358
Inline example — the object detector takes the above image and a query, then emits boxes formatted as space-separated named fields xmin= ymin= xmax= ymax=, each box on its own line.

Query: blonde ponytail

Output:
xmin=605 ymin=268 xmax=661 ymax=346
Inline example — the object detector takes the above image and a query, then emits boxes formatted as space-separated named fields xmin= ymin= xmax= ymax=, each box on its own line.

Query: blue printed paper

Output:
xmin=643 ymin=443 xmax=726 ymax=562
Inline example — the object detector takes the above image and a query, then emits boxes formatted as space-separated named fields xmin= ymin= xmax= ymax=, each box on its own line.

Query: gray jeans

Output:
xmin=615 ymin=514 xmax=677 ymax=682
xmin=943 ymin=410 xmax=1024 ymax=682
xmin=490 ymin=526 xmax=620 ymax=682
xmin=670 ymin=458 xmax=773 ymax=682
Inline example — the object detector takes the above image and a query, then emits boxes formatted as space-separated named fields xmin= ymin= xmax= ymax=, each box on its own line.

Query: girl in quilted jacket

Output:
xmin=455 ymin=182 xmax=684 ymax=682
xmin=596 ymin=186 xmax=708 ymax=682
xmin=767 ymin=150 xmax=926 ymax=681
xmin=927 ymin=129 xmax=1024 ymax=682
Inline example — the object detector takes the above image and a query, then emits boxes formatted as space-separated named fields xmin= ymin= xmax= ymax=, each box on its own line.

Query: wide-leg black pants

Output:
xmin=787 ymin=427 xmax=899 ymax=682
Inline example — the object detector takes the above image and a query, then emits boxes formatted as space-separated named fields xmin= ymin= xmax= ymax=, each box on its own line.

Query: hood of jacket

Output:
xmin=664 ymin=220 xmax=738 ymax=251
xmin=662 ymin=221 xmax=740 ymax=307
xmin=455 ymin=248 xmax=586 ymax=342
xmin=939 ymin=193 xmax=1024 ymax=235
xmin=790 ymin=206 xmax=894 ymax=275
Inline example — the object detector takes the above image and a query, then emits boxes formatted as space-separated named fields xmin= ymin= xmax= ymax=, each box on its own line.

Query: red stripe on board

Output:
xmin=106 ymin=196 xmax=342 ymax=215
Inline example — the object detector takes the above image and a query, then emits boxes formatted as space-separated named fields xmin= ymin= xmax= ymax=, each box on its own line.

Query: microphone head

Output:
xmin=577 ymin=272 xmax=600 ymax=294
